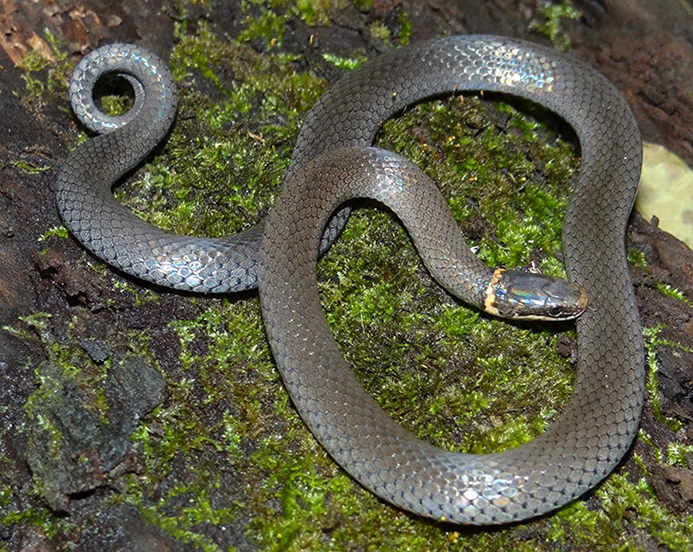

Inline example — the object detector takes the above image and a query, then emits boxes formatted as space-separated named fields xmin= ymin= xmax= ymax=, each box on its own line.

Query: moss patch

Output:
xmin=317 ymin=96 xmax=580 ymax=458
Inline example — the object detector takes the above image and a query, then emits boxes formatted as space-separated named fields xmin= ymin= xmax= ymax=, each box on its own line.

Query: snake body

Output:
xmin=57 ymin=37 xmax=644 ymax=524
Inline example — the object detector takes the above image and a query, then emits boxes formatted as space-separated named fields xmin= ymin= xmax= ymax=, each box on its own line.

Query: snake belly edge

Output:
xmin=258 ymin=36 xmax=644 ymax=524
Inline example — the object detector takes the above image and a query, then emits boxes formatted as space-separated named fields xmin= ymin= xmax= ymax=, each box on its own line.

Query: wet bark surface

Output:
xmin=0 ymin=0 xmax=692 ymax=550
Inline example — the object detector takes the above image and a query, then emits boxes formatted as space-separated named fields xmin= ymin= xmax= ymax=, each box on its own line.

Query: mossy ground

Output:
xmin=8 ymin=1 xmax=693 ymax=551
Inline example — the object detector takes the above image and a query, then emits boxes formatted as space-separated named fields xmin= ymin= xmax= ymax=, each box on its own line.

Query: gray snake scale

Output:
xmin=57 ymin=37 xmax=644 ymax=524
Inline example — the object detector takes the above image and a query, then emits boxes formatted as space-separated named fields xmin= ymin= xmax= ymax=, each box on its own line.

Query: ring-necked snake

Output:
xmin=56 ymin=37 xmax=644 ymax=524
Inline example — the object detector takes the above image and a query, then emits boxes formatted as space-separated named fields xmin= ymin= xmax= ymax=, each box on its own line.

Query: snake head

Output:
xmin=484 ymin=268 xmax=588 ymax=321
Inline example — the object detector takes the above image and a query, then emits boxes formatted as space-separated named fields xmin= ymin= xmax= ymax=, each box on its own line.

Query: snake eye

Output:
xmin=548 ymin=305 xmax=563 ymax=317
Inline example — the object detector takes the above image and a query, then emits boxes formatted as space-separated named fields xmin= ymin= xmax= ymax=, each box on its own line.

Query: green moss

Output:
xmin=4 ymin=311 xmax=52 ymax=337
xmin=643 ymin=325 xmax=692 ymax=432
xmin=1 ymin=502 xmax=76 ymax=541
xmin=629 ymin=237 xmax=693 ymax=316
xmin=545 ymin=472 xmax=693 ymax=550
xmin=122 ymin=298 xmax=272 ymax=550
xmin=321 ymin=52 xmax=363 ymax=70
xmin=99 ymin=93 xmax=133 ymax=117
xmin=18 ymin=28 xmax=72 ymax=101
xmin=296 ymin=0 xmax=339 ymax=26
xmin=115 ymin=21 xmax=326 ymax=240
xmin=311 ymin=96 xmax=579 ymax=472
xmin=628 ymin=247 xmax=648 ymax=268
xmin=375 ymin=97 xmax=575 ymax=274
xmin=353 ymin=0 xmax=372 ymax=11
xmin=15 ymin=316 xmax=112 ymax=413
xmin=528 ymin=2 xmax=582 ymax=52
xmin=396 ymin=9 xmax=412 ymax=45
xmin=8 ymin=160 xmax=51 ymax=175
xmin=111 ymin=280 xmax=161 ymax=306
xmin=237 ymin=0 xmax=296 ymax=48
xmin=667 ymin=442 xmax=693 ymax=466
xmin=655 ymin=282 xmax=693 ymax=308
xmin=1 ymin=315 xmax=122 ymax=541
xmin=37 ymin=225 xmax=69 ymax=241
xmin=369 ymin=20 xmax=391 ymax=43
